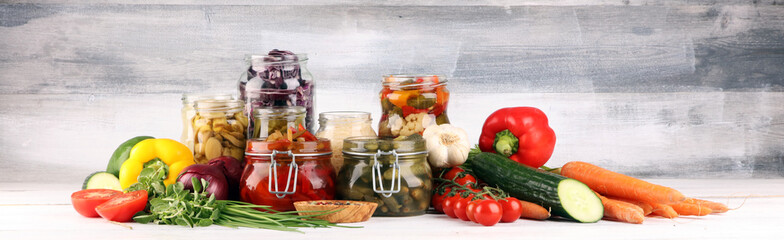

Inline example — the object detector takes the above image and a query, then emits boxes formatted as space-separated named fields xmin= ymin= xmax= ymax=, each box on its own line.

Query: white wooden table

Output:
xmin=2 ymin=179 xmax=782 ymax=240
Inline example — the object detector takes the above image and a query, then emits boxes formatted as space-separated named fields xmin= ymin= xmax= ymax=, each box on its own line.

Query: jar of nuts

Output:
xmin=192 ymin=99 xmax=248 ymax=164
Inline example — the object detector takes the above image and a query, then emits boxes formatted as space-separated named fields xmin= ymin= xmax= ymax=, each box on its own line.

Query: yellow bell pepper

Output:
xmin=119 ymin=138 xmax=195 ymax=190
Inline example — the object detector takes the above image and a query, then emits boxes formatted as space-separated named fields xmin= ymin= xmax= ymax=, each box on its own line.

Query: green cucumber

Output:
xmin=106 ymin=136 xmax=154 ymax=177
xmin=468 ymin=152 xmax=603 ymax=223
xmin=82 ymin=171 xmax=123 ymax=191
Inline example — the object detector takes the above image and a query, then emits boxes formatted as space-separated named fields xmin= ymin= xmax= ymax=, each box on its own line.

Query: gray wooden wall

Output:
xmin=2 ymin=1 xmax=783 ymax=184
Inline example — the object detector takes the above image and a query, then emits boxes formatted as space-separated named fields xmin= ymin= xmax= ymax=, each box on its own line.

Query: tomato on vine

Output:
xmin=499 ymin=197 xmax=523 ymax=223
xmin=472 ymin=199 xmax=503 ymax=226
xmin=442 ymin=167 xmax=465 ymax=180
xmin=454 ymin=174 xmax=477 ymax=187
xmin=431 ymin=186 xmax=452 ymax=213
xmin=454 ymin=196 xmax=474 ymax=221
xmin=442 ymin=195 xmax=462 ymax=218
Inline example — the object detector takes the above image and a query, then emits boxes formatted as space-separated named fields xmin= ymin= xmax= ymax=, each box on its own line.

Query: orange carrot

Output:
xmin=685 ymin=198 xmax=728 ymax=213
xmin=518 ymin=199 xmax=551 ymax=220
xmin=595 ymin=192 xmax=645 ymax=224
xmin=610 ymin=197 xmax=654 ymax=216
xmin=560 ymin=161 xmax=686 ymax=204
xmin=649 ymin=202 xmax=679 ymax=219
xmin=670 ymin=201 xmax=712 ymax=216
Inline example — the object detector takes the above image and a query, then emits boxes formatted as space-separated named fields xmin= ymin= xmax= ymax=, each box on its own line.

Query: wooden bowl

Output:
xmin=293 ymin=200 xmax=378 ymax=223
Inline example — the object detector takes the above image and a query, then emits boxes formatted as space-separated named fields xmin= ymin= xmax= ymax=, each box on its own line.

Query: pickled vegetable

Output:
xmin=379 ymin=75 xmax=449 ymax=138
xmin=337 ymin=137 xmax=431 ymax=216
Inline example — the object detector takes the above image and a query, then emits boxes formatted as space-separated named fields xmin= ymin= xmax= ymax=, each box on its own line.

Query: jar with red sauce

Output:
xmin=240 ymin=138 xmax=335 ymax=211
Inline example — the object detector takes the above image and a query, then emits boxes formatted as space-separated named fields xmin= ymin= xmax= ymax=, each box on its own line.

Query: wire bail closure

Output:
xmin=342 ymin=149 xmax=428 ymax=198
xmin=245 ymin=150 xmax=332 ymax=199
xmin=371 ymin=150 xmax=402 ymax=198
xmin=267 ymin=150 xmax=298 ymax=198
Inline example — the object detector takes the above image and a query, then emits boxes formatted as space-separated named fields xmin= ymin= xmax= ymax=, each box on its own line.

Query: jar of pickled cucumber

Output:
xmin=181 ymin=93 xmax=235 ymax=152
xmin=314 ymin=111 xmax=377 ymax=172
xmin=337 ymin=136 xmax=431 ymax=216
xmin=192 ymin=99 xmax=248 ymax=164
xmin=251 ymin=106 xmax=306 ymax=138
xmin=378 ymin=75 xmax=450 ymax=138
xmin=240 ymin=138 xmax=335 ymax=211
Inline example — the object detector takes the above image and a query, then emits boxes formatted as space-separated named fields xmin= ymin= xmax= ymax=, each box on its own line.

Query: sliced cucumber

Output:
xmin=82 ymin=171 xmax=123 ymax=191
xmin=557 ymin=179 xmax=604 ymax=223
xmin=468 ymin=152 xmax=604 ymax=223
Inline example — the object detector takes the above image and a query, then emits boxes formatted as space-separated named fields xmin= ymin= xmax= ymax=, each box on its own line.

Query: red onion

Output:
xmin=208 ymin=156 xmax=244 ymax=200
xmin=177 ymin=164 xmax=229 ymax=200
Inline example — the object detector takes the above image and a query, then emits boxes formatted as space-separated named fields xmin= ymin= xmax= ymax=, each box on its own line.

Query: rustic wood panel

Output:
xmin=1 ymin=2 xmax=783 ymax=183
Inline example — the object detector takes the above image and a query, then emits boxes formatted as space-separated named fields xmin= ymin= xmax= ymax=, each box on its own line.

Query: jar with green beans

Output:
xmin=337 ymin=135 xmax=431 ymax=216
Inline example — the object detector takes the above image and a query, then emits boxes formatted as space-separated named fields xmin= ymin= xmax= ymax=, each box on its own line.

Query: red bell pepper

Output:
xmin=478 ymin=107 xmax=556 ymax=168
xmin=288 ymin=124 xmax=318 ymax=141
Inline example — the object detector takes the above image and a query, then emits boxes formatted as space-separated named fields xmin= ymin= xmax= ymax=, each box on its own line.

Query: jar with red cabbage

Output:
xmin=239 ymin=50 xmax=315 ymax=137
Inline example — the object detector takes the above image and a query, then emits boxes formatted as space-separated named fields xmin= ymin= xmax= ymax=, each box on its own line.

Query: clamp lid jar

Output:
xmin=240 ymin=138 xmax=335 ymax=211
xmin=337 ymin=136 xmax=432 ymax=216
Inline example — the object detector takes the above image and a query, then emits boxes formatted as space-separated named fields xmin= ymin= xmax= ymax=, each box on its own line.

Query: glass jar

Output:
xmin=181 ymin=93 xmax=235 ymax=152
xmin=315 ymin=111 xmax=377 ymax=172
xmin=378 ymin=75 xmax=450 ymax=138
xmin=192 ymin=99 xmax=247 ymax=164
xmin=251 ymin=106 xmax=306 ymax=138
xmin=338 ymin=136 xmax=432 ymax=216
xmin=239 ymin=50 xmax=315 ymax=133
xmin=240 ymin=138 xmax=335 ymax=211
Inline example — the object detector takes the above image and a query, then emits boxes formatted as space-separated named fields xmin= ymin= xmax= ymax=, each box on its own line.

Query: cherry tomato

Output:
xmin=466 ymin=199 xmax=481 ymax=223
xmin=456 ymin=175 xmax=477 ymax=189
xmin=454 ymin=197 xmax=474 ymax=221
xmin=431 ymin=187 xmax=452 ymax=213
xmin=70 ymin=189 xmax=123 ymax=218
xmin=442 ymin=195 xmax=461 ymax=218
xmin=95 ymin=190 xmax=148 ymax=222
xmin=473 ymin=199 xmax=503 ymax=226
xmin=499 ymin=197 xmax=523 ymax=223
xmin=443 ymin=167 xmax=465 ymax=180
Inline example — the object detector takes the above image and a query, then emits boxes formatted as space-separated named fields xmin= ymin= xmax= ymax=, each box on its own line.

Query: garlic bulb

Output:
xmin=422 ymin=124 xmax=471 ymax=168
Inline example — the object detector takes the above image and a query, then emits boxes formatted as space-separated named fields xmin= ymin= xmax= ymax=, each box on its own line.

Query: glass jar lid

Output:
xmin=342 ymin=135 xmax=426 ymax=155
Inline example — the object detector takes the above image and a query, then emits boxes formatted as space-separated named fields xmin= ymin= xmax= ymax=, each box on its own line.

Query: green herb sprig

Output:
xmin=130 ymin=162 xmax=355 ymax=232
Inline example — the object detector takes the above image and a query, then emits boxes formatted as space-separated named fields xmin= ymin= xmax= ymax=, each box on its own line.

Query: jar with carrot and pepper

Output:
xmin=240 ymin=134 xmax=335 ymax=211
xmin=378 ymin=75 xmax=450 ymax=138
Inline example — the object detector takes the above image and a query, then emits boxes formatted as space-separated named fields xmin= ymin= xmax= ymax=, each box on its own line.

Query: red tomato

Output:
xmin=443 ymin=167 xmax=465 ymax=180
xmin=71 ymin=189 xmax=123 ymax=218
xmin=499 ymin=197 xmax=523 ymax=223
xmin=473 ymin=199 xmax=503 ymax=226
xmin=431 ymin=187 xmax=452 ymax=213
xmin=442 ymin=195 xmax=461 ymax=218
xmin=455 ymin=174 xmax=477 ymax=188
xmin=466 ymin=199 xmax=481 ymax=223
xmin=95 ymin=190 xmax=148 ymax=222
xmin=454 ymin=197 xmax=473 ymax=221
